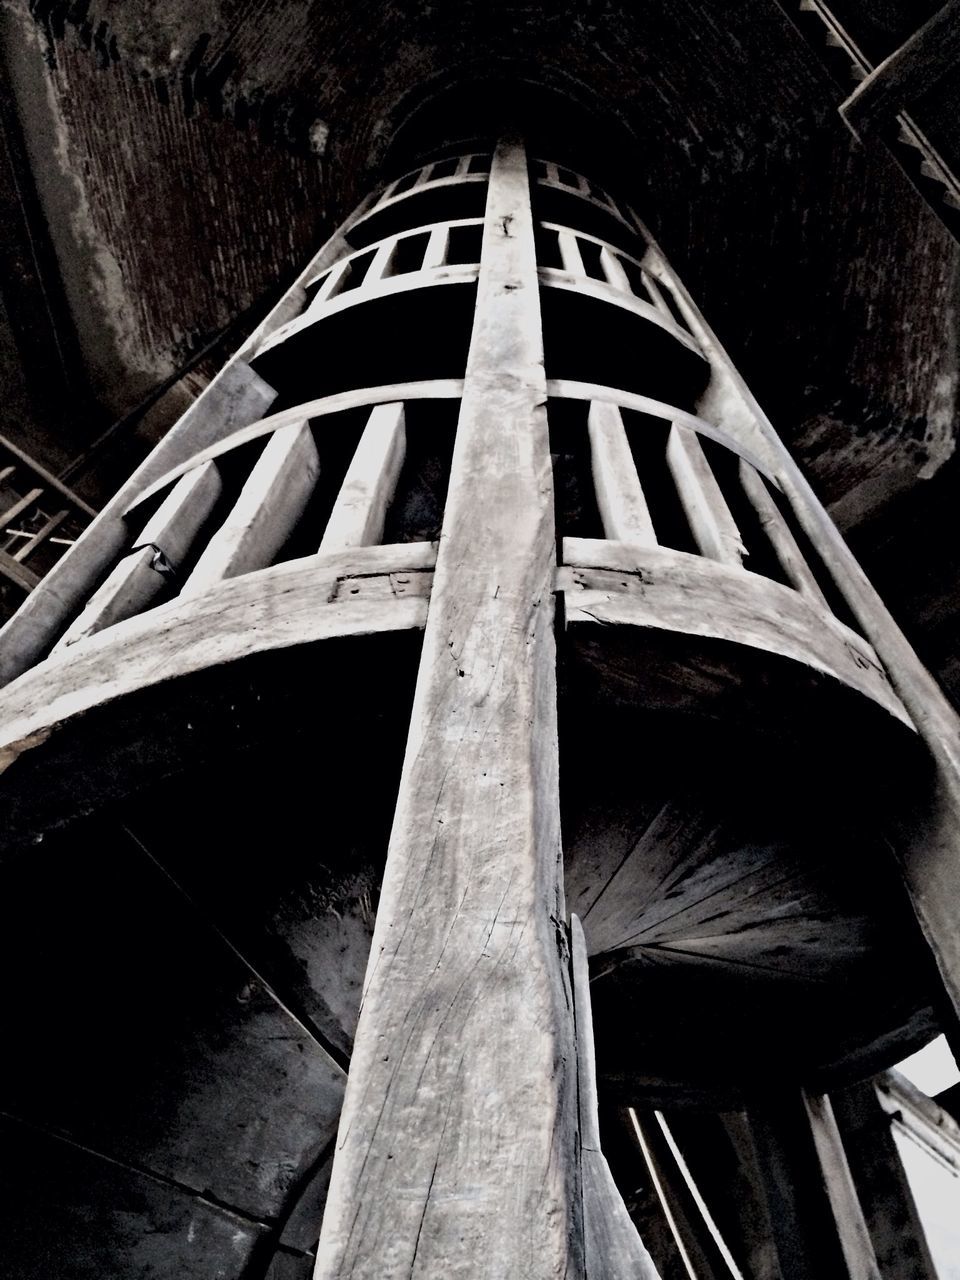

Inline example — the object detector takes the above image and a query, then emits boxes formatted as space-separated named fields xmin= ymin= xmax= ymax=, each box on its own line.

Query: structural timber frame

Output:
xmin=2 ymin=135 xmax=960 ymax=1276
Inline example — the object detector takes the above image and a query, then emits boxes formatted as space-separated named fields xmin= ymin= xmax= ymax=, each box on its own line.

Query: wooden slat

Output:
xmin=738 ymin=459 xmax=829 ymax=609
xmin=360 ymin=238 xmax=398 ymax=290
xmin=545 ymin=161 xmax=561 ymax=184
xmin=599 ymin=247 xmax=633 ymax=294
xmin=307 ymin=258 xmax=351 ymax=311
xmin=571 ymin=916 xmax=662 ymax=1280
xmin=421 ymin=224 xmax=449 ymax=269
xmin=454 ymin=154 xmax=472 ymax=176
xmin=802 ymin=1091 xmax=882 ymax=1280
xmin=0 ymin=432 xmax=96 ymax=516
xmin=0 ymin=488 xmax=43 ymax=529
xmin=587 ymin=401 xmax=658 ymax=546
xmin=183 ymin=422 xmax=318 ymax=595
xmin=667 ymin=423 xmax=745 ymax=566
xmin=558 ymin=230 xmax=586 ymax=276
xmin=319 ymin=402 xmax=406 ymax=551
xmin=54 ymin=460 xmax=222 ymax=648
xmin=0 ymin=549 xmax=40 ymax=591
xmin=316 ymin=136 xmax=583 ymax=1279
xmin=12 ymin=509 xmax=69 ymax=561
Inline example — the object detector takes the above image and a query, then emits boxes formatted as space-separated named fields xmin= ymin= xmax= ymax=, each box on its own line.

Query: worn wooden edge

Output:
xmin=254 ymin=265 xmax=480 ymax=357
xmin=0 ymin=546 xmax=435 ymax=774
xmin=125 ymin=381 xmax=466 ymax=517
xmin=557 ymin=540 xmax=912 ymax=728
xmin=540 ymin=268 xmax=704 ymax=358
xmin=546 ymin=379 xmax=778 ymax=482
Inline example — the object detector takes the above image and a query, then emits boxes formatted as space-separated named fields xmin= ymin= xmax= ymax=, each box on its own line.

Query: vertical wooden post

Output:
xmin=316 ymin=138 xmax=584 ymax=1278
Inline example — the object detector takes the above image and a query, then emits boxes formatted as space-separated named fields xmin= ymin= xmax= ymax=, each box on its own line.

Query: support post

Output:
xmin=315 ymin=138 xmax=584 ymax=1278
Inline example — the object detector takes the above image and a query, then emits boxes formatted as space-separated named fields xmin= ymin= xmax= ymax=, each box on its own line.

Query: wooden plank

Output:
xmin=54 ymin=461 xmax=222 ymax=648
xmin=570 ymin=916 xmax=661 ymax=1279
xmin=183 ymin=423 xmax=318 ymax=595
xmin=360 ymin=238 xmax=398 ymax=290
xmin=12 ymin=508 xmax=69 ymax=561
xmin=0 ymin=487 xmax=43 ymax=529
xmin=0 ymin=550 xmax=431 ymax=774
xmin=738 ymin=459 xmax=829 ymax=609
xmin=0 ymin=549 xmax=40 ymax=591
xmin=319 ymin=403 xmax=405 ymax=551
xmin=307 ymin=258 xmax=351 ymax=311
xmin=841 ymin=1 xmax=960 ymax=139
xmin=316 ymin=137 xmax=584 ymax=1279
xmin=587 ymin=401 xmax=658 ymax=546
xmin=666 ymin=423 xmax=746 ymax=566
xmin=802 ymin=1091 xmax=881 ymax=1280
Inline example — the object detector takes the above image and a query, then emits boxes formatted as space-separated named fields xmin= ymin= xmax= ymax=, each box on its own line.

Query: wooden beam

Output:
xmin=802 ymin=1091 xmax=881 ymax=1280
xmin=316 ymin=137 xmax=584 ymax=1278
xmin=841 ymin=1 xmax=960 ymax=139
xmin=738 ymin=459 xmax=829 ymax=609
xmin=666 ymin=424 xmax=746 ymax=566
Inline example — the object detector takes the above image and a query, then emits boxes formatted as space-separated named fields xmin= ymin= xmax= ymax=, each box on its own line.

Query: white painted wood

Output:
xmin=667 ymin=423 xmax=746 ymax=566
xmin=599 ymin=246 xmax=633 ymax=294
xmin=320 ymin=403 xmax=406 ymax=551
xmin=54 ymin=460 xmax=222 ymax=648
xmin=183 ymin=421 xmax=318 ymax=595
xmin=361 ymin=238 xmax=399 ymax=290
xmin=307 ymin=259 xmax=351 ymax=311
xmin=421 ymin=224 xmax=449 ymax=269
xmin=738 ymin=459 xmax=830 ymax=608
xmin=802 ymin=1091 xmax=882 ymax=1280
xmin=587 ymin=401 xmax=658 ymax=546
xmin=571 ymin=915 xmax=662 ymax=1280
xmin=316 ymin=136 xmax=584 ymax=1280
xmin=558 ymin=230 xmax=586 ymax=276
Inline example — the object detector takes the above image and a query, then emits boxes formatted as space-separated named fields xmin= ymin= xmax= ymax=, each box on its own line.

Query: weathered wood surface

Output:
xmin=126 ymin=380 xmax=465 ymax=516
xmin=737 ymin=459 xmax=829 ymax=609
xmin=55 ymin=460 xmax=222 ymax=647
xmin=587 ymin=401 xmax=657 ymax=546
xmin=840 ymin=0 xmax=960 ymax=139
xmin=558 ymin=541 xmax=910 ymax=725
xmin=641 ymin=219 xmax=960 ymax=1051
xmin=802 ymin=1091 xmax=881 ymax=1280
xmin=0 ymin=545 xmax=434 ymax=773
xmin=570 ymin=916 xmax=661 ymax=1280
xmin=316 ymin=138 xmax=584 ymax=1279
xmin=666 ymin=424 xmax=745 ymax=566
xmin=540 ymin=269 xmax=704 ymax=356
xmin=183 ymin=421 xmax=318 ymax=594
xmin=546 ymin=380 xmax=776 ymax=479
xmin=320 ymin=403 xmax=405 ymax=551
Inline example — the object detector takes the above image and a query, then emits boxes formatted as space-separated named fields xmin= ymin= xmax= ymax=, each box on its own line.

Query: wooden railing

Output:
xmin=351 ymin=153 xmax=492 ymax=229
xmin=533 ymin=157 xmax=638 ymax=232
xmin=0 ymin=435 xmax=95 ymax=596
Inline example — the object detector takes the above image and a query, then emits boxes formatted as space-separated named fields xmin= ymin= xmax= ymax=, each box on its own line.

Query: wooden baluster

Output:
xmin=12 ymin=510 xmax=70 ymax=562
xmin=320 ymin=403 xmax=406 ymax=550
xmin=54 ymin=460 xmax=222 ymax=647
xmin=0 ymin=488 xmax=44 ymax=531
xmin=307 ymin=258 xmax=352 ymax=312
xmin=738 ymin=460 xmax=830 ymax=609
xmin=587 ymin=402 xmax=657 ymax=546
xmin=545 ymin=161 xmax=561 ymax=185
xmin=183 ymin=421 xmax=318 ymax=595
xmin=558 ymin=231 xmax=587 ymax=277
xmin=575 ymin=171 xmax=591 ymax=195
xmin=598 ymin=247 xmax=634 ymax=295
xmin=455 ymin=155 xmax=472 ymax=177
xmin=421 ymin=224 xmax=449 ymax=270
xmin=360 ymin=238 xmax=399 ymax=292
xmin=378 ymin=177 xmax=401 ymax=203
xmin=641 ymin=271 xmax=677 ymax=323
xmin=666 ymin=423 xmax=746 ymax=566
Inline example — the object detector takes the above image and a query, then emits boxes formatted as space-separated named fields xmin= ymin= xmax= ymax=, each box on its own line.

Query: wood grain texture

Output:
xmin=558 ymin=541 xmax=910 ymax=725
xmin=183 ymin=421 xmax=318 ymax=594
xmin=587 ymin=401 xmax=658 ymax=546
xmin=0 ymin=545 xmax=434 ymax=773
xmin=802 ymin=1091 xmax=881 ymax=1280
xmin=738 ymin=459 xmax=829 ymax=609
xmin=666 ymin=423 xmax=745 ymax=566
xmin=316 ymin=138 xmax=584 ymax=1279
xmin=320 ymin=403 xmax=406 ymax=550
xmin=571 ymin=917 xmax=661 ymax=1280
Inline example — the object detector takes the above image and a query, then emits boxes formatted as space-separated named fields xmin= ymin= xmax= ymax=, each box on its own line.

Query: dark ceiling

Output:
xmin=1 ymin=0 xmax=959 ymax=693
